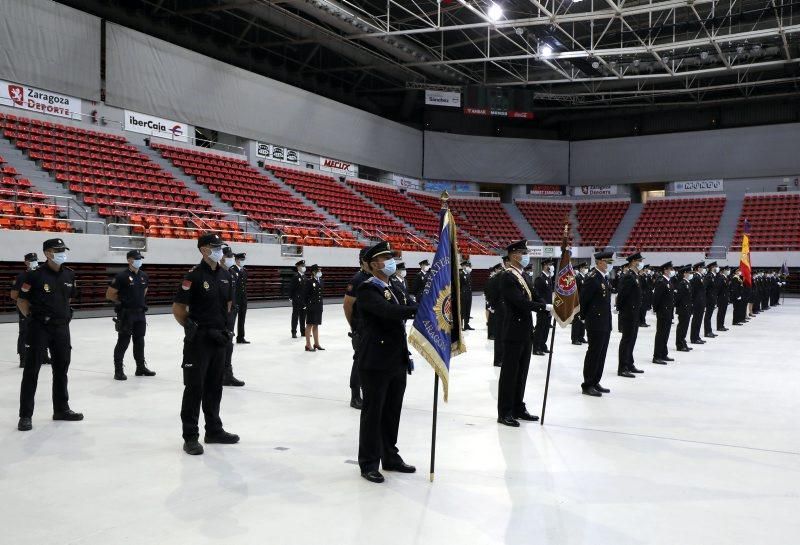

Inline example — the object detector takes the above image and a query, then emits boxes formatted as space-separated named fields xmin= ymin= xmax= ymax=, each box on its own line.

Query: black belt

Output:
xmin=33 ymin=316 xmax=68 ymax=326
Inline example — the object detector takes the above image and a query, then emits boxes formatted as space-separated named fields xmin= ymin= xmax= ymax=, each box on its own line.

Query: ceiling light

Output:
xmin=700 ymin=51 xmax=709 ymax=60
xmin=487 ymin=3 xmax=503 ymax=22
xmin=633 ymin=59 xmax=640 ymax=67
xmin=515 ymin=27 xmax=524 ymax=36
xmin=591 ymin=61 xmax=599 ymax=69
xmin=736 ymin=46 xmax=745 ymax=54
xmin=540 ymin=44 xmax=553 ymax=58
xmin=662 ymin=56 xmax=669 ymax=63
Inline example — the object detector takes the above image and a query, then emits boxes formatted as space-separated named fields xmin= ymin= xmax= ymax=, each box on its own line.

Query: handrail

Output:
xmin=110 ymin=200 xmax=247 ymax=221
xmin=0 ymin=212 xmax=106 ymax=234
xmin=144 ymin=130 xmax=246 ymax=155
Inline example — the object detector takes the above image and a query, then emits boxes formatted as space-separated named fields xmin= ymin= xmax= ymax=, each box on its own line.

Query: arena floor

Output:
xmin=1 ymin=296 xmax=798 ymax=545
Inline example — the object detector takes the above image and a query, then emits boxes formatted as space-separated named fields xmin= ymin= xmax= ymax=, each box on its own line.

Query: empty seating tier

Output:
xmin=515 ymin=200 xmax=573 ymax=244
xmin=731 ymin=193 xmax=800 ymax=251
xmin=576 ymin=200 xmax=630 ymax=248
xmin=625 ymin=196 xmax=726 ymax=252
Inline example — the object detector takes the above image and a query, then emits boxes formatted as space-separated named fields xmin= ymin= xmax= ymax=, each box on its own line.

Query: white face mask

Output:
xmin=688 ymin=273 xmax=695 ymax=281
xmin=700 ymin=268 xmax=707 ymax=275
xmin=722 ymin=270 xmax=729 ymax=277
xmin=668 ymin=270 xmax=676 ymax=278
xmin=132 ymin=259 xmax=144 ymax=269
xmin=579 ymin=269 xmax=587 ymax=275
xmin=315 ymin=271 xmax=322 ymax=279
xmin=635 ymin=262 xmax=643 ymax=271
xmin=713 ymin=267 xmax=720 ymax=273
xmin=51 ymin=251 xmax=68 ymax=265
xmin=464 ymin=267 xmax=472 ymax=274
xmin=399 ymin=270 xmax=407 ymax=278
xmin=223 ymin=257 xmax=235 ymax=267
xmin=421 ymin=266 xmax=430 ymax=273
xmin=298 ymin=266 xmax=306 ymax=274
xmin=27 ymin=261 xmax=38 ymax=270
xmin=238 ymin=261 xmax=245 ymax=268
xmin=209 ymin=248 xmax=223 ymax=263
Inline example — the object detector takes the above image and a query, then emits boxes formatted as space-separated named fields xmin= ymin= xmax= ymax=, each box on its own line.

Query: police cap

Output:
xmin=594 ymin=250 xmax=614 ymax=262
xmin=396 ymin=261 xmax=406 ymax=271
xmin=222 ymin=246 xmax=235 ymax=258
xmin=24 ymin=252 xmax=38 ymax=262
xmin=126 ymin=250 xmax=144 ymax=260
xmin=418 ymin=259 xmax=430 ymax=266
xmin=235 ymin=253 xmax=246 ymax=260
xmin=43 ymin=238 xmax=69 ymax=251
xmin=660 ymin=261 xmax=673 ymax=270
xmin=197 ymin=233 xmax=224 ymax=248
xmin=295 ymin=260 xmax=305 ymax=267
xmin=365 ymin=241 xmax=393 ymax=262
xmin=625 ymin=252 xmax=644 ymax=263
xmin=506 ymin=239 xmax=528 ymax=254
xmin=693 ymin=261 xmax=705 ymax=269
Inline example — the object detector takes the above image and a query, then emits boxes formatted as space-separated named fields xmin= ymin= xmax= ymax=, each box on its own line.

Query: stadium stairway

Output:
xmin=502 ymin=202 xmax=540 ymax=241
xmin=138 ymin=144 xmax=265 ymax=236
xmin=569 ymin=205 xmax=581 ymax=244
xmin=0 ymin=138 xmax=106 ymax=234
xmin=712 ymin=196 xmax=745 ymax=251
xmin=346 ymin=182 xmax=435 ymax=247
xmin=608 ymin=202 xmax=643 ymax=251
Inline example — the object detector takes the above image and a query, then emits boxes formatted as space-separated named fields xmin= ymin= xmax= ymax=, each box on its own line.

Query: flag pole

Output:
xmin=540 ymin=317 xmax=557 ymax=425
xmin=429 ymin=190 xmax=450 ymax=483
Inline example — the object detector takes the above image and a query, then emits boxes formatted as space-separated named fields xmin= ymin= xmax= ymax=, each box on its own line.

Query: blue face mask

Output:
xmin=132 ymin=259 xmax=144 ymax=269
xmin=381 ymin=258 xmax=397 ymax=276
xmin=519 ymin=254 xmax=530 ymax=268
xmin=51 ymin=252 xmax=68 ymax=265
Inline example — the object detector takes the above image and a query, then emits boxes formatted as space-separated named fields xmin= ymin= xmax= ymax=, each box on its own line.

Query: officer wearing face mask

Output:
xmin=220 ymin=246 xmax=245 ymax=387
xmin=571 ymin=263 xmax=588 ymax=345
xmin=17 ymin=238 xmax=82 ymax=432
xmin=289 ymin=260 xmax=307 ymax=339
xmin=172 ymin=234 xmax=239 ymax=455
xmin=413 ymin=259 xmax=431 ymax=301
xmin=106 ymin=250 xmax=155 ymax=381
xmin=729 ymin=268 xmax=746 ymax=325
xmin=303 ymin=264 xmax=324 ymax=352
xmin=356 ymin=242 xmax=418 ymax=484
xmin=580 ymin=251 xmax=614 ymax=397
xmin=389 ymin=261 xmax=412 ymax=305
xmin=715 ymin=266 xmax=731 ymax=332
xmin=232 ymin=253 xmax=249 ymax=344
xmin=616 ymin=252 xmax=645 ymax=378
xmin=459 ymin=260 xmax=474 ymax=330
xmin=651 ymin=262 xmax=676 ymax=365
xmin=674 ymin=266 xmax=694 ymax=352
xmin=10 ymin=252 xmax=39 ymax=368
xmin=344 ymin=248 xmax=372 ymax=409
xmin=689 ymin=262 xmax=707 ymax=344
xmin=532 ymin=258 xmax=554 ymax=356
xmin=703 ymin=262 xmax=719 ymax=338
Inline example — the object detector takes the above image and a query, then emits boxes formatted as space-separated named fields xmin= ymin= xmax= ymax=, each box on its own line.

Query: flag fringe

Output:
xmin=408 ymin=329 xmax=450 ymax=402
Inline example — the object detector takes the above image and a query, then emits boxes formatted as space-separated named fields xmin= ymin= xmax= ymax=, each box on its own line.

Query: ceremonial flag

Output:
xmin=408 ymin=206 xmax=466 ymax=402
xmin=740 ymin=219 xmax=752 ymax=288
xmin=552 ymin=222 xmax=579 ymax=327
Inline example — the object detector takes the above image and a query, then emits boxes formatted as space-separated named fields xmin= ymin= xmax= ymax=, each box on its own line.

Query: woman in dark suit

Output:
xmin=304 ymin=264 xmax=325 ymax=351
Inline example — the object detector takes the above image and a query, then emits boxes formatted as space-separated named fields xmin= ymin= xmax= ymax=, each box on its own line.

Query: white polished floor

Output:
xmin=1 ymin=296 xmax=799 ymax=545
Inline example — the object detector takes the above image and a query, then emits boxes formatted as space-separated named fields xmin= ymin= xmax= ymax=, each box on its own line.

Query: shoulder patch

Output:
xmin=182 ymin=279 xmax=192 ymax=290
xmin=21 ymin=282 xmax=31 ymax=292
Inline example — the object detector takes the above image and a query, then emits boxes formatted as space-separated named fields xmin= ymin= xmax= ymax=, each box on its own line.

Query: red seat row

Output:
xmin=625 ymin=197 xmax=726 ymax=252
xmin=730 ymin=193 xmax=800 ymax=251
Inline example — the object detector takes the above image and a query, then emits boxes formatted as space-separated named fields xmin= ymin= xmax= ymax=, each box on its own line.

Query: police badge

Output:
xmin=43 ymin=283 xmax=51 ymax=293
xmin=203 ymin=281 xmax=210 ymax=290
xmin=384 ymin=289 xmax=392 ymax=300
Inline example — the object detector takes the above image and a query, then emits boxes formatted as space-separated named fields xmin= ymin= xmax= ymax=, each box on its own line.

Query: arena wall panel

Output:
xmin=0 ymin=0 xmax=100 ymax=101
xmin=104 ymin=24 xmax=421 ymax=177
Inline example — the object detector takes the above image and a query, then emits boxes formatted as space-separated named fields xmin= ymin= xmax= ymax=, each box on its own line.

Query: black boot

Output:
xmin=222 ymin=372 xmax=245 ymax=387
xmin=135 ymin=362 xmax=156 ymax=377
xmin=114 ymin=363 xmax=127 ymax=381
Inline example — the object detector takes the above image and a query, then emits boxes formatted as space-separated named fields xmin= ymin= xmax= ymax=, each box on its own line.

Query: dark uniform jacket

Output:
xmin=501 ymin=268 xmax=546 ymax=342
xmin=389 ymin=275 xmax=411 ymax=306
xmin=18 ymin=265 xmax=77 ymax=323
xmin=639 ymin=274 xmax=653 ymax=310
xmin=174 ymin=260 xmax=232 ymax=330
xmin=346 ymin=269 xmax=372 ymax=334
xmin=111 ymin=268 xmax=149 ymax=312
xmin=484 ymin=271 xmax=502 ymax=311
xmin=355 ymin=278 xmax=417 ymax=372
xmin=289 ymin=271 xmax=306 ymax=304
xmin=579 ymin=269 xmax=612 ymax=332
xmin=225 ymin=266 xmax=239 ymax=330
xmin=616 ymin=269 xmax=642 ymax=316
xmin=714 ymin=273 xmax=729 ymax=305
xmin=231 ymin=265 xmax=247 ymax=303
xmin=459 ymin=270 xmax=472 ymax=300
xmin=533 ymin=272 xmax=552 ymax=306
xmin=704 ymin=273 xmax=717 ymax=306
xmin=675 ymin=278 xmax=692 ymax=315
xmin=413 ymin=270 xmax=431 ymax=300
xmin=729 ymin=276 xmax=744 ymax=302
xmin=690 ymin=274 xmax=706 ymax=309
xmin=303 ymin=276 xmax=324 ymax=310
xmin=651 ymin=275 xmax=675 ymax=320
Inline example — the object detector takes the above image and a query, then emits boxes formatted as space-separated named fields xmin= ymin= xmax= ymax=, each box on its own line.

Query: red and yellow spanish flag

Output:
xmin=740 ymin=219 xmax=752 ymax=288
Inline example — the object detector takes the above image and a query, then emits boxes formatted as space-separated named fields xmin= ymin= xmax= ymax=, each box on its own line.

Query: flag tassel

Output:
xmin=540 ymin=318 xmax=558 ymax=425
xmin=429 ymin=374 xmax=439 ymax=482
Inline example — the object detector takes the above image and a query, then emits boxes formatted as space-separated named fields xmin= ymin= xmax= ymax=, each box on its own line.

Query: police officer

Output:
xmin=484 ymin=264 xmax=502 ymax=342
xmin=303 ymin=264 xmax=324 ymax=352
xmin=390 ymin=261 xmax=412 ymax=305
xmin=343 ymin=248 xmax=371 ymax=409
xmin=172 ymin=234 xmax=239 ymax=455
xmin=616 ymin=252 xmax=644 ymax=378
xmin=485 ymin=256 xmax=509 ymax=365
xmin=10 ymin=252 xmax=39 ymax=368
xmin=533 ymin=258 xmax=554 ymax=355
xmin=356 ymin=242 xmax=418 ymax=484
xmin=571 ymin=263 xmax=588 ymax=345
xmin=107 ymin=250 xmax=155 ymax=380
xmin=730 ymin=268 xmax=747 ymax=325
xmin=289 ymin=260 xmax=307 ymax=338
xmin=580 ymin=251 xmax=614 ymax=397
xmin=233 ymin=252 xmax=249 ymax=344
xmin=17 ymin=238 xmax=83 ymax=431
xmin=689 ymin=262 xmax=707 ymax=344
xmin=638 ymin=265 xmax=653 ymax=327
xmin=497 ymin=240 xmax=551 ymax=427
xmin=674 ymin=266 xmax=693 ymax=352
xmin=413 ymin=259 xmax=431 ymax=301
xmin=703 ymin=262 xmax=719 ymax=338
xmin=460 ymin=260 xmax=474 ymax=330
xmin=715 ymin=266 xmax=731 ymax=331
xmin=220 ymin=246 xmax=245 ymax=387
xmin=652 ymin=262 xmax=676 ymax=364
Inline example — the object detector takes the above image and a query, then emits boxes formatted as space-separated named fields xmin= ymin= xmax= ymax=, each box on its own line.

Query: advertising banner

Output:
xmin=124 ymin=110 xmax=189 ymax=142
xmin=389 ymin=174 xmax=422 ymax=191
xmin=257 ymin=142 xmax=299 ymax=164
xmin=425 ymin=90 xmax=461 ymax=107
xmin=572 ymin=185 xmax=618 ymax=196
xmin=0 ymin=80 xmax=81 ymax=119
xmin=527 ymin=184 xmax=564 ymax=196
xmin=320 ymin=156 xmax=357 ymax=176
xmin=674 ymin=179 xmax=724 ymax=193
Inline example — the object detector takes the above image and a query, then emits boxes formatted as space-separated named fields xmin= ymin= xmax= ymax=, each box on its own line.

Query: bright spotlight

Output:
xmin=540 ymin=44 xmax=553 ymax=58
xmin=487 ymin=3 xmax=503 ymax=21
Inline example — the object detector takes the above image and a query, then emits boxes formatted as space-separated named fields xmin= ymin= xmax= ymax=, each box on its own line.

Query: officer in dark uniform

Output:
xmin=390 ymin=262 xmax=412 ymax=305
xmin=689 ymin=262 xmax=707 ymax=344
xmin=172 ymin=234 xmax=239 ymax=455
xmin=532 ymin=258 xmax=554 ymax=355
xmin=460 ymin=260 xmax=474 ymax=330
xmin=233 ymin=252 xmax=249 ymax=344
xmin=484 ymin=264 xmax=502 ymax=342
xmin=343 ymin=248 xmax=371 ymax=409
xmin=17 ymin=238 xmax=83 ymax=431
xmin=413 ymin=259 xmax=431 ymax=301
xmin=356 ymin=242 xmax=418 ymax=484
xmin=497 ymin=240 xmax=551 ymax=427
xmin=107 ymin=249 xmax=155 ymax=381
xmin=289 ymin=260 xmax=307 ymax=338
xmin=730 ymin=268 xmax=746 ymax=325
xmin=303 ymin=264 xmax=324 ymax=352
xmin=652 ymin=262 xmax=676 ymax=364
xmin=703 ymin=262 xmax=718 ymax=338
xmin=715 ymin=266 xmax=731 ymax=331
xmin=220 ymin=246 xmax=245 ymax=387
xmin=486 ymin=257 xmax=509 ymax=364
xmin=571 ymin=263 xmax=588 ymax=345
xmin=580 ymin=251 xmax=614 ymax=397
xmin=674 ymin=266 xmax=693 ymax=352
xmin=10 ymin=252 xmax=39 ymax=368
xmin=616 ymin=252 xmax=644 ymax=378
xmin=638 ymin=265 xmax=653 ymax=327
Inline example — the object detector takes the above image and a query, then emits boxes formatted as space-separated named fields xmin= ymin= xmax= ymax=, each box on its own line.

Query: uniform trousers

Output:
xmin=571 ymin=316 xmax=586 ymax=342
xmin=676 ymin=311 xmax=691 ymax=349
xmin=582 ymin=329 xmax=610 ymax=389
xmin=17 ymin=313 xmax=27 ymax=360
xmin=639 ymin=304 xmax=649 ymax=325
xmin=349 ymin=332 xmax=362 ymax=391
xmin=497 ymin=337 xmax=533 ymax=418
xmin=487 ymin=306 xmax=496 ymax=339
xmin=19 ymin=320 xmax=71 ymax=418
xmin=732 ymin=301 xmax=747 ymax=323
xmin=358 ymin=366 xmax=406 ymax=472
xmin=236 ymin=298 xmax=247 ymax=340
xmin=716 ymin=301 xmax=728 ymax=329
xmin=690 ymin=307 xmax=705 ymax=341
xmin=180 ymin=332 xmax=225 ymax=440
xmin=291 ymin=302 xmax=306 ymax=335
xmin=704 ymin=303 xmax=716 ymax=335
xmin=113 ymin=315 xmax=146 ymax=366
xmin=654 ymin=315 xmax=672 ymax=359
xmin=492 ymin=307 xmax=505 ymax=365
xmin=461 ymin=294 xmax=472 ymax=327
xmin=533 ymin=311 xmax=551 ymax=351
xmin=617 ymin=314 xmax=640 ymax=372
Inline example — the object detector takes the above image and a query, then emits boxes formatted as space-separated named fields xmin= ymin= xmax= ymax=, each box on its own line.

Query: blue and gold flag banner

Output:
xmin=408 ymin=208 xmax=466 ymax=402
